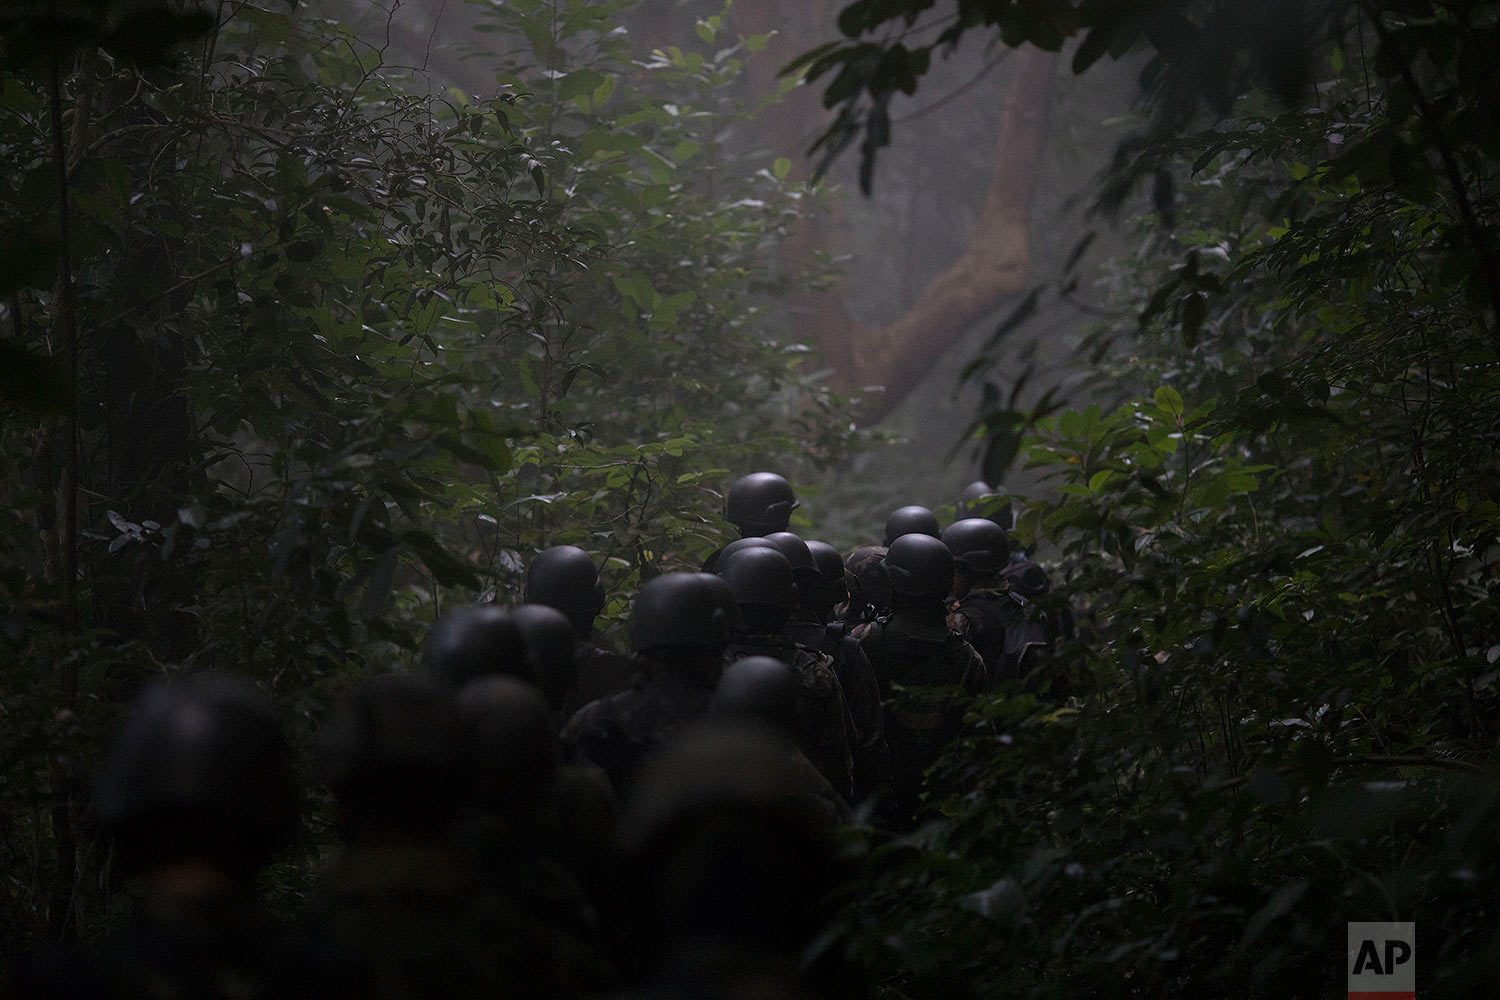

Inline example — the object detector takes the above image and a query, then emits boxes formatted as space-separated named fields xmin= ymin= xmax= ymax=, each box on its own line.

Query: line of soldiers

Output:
xmin=9 ymin=472 xmax=1055 ymax=999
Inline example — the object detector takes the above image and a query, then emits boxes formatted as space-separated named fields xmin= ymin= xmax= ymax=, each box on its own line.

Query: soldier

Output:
xmin=882 ymin=504 xmax=940 ymax=546
xmin=609 ymin=723 xmax=840 ymax=999
xmin=711 ymin=656 xmax=853 ymax=827
xmin=840 ymin=544 xmax=891 ymax=629
xmin=509 ymin=602 xmax=582 ymax=717
xmin=524 ymin=545 xmax=639 ymax=712
xmin=457 ymin=676 xmax=618 ymax=996
xmin=956 ymin=479 xmax=1015 ymax=530
xmin=17 ymin=673 xmax=306 ymax=1000
xmin=307 ymin=673 xmax=510 ymax=1000
xmin=767 ymin=532 xmax=889 ymax=805
xmin=702 ymin=471 xmax=799 ymax=572
xmin=560 ymin=572 xmax=730 ymax=799
xmin=855 ymin=534 xmax=986 ymax=829
xmin=805 ymin=540 xmax=850 ymax=616
xmin=942 ymin=517 xmax=1050 ymax=686
xmin=424 ymin=604 xmax=532 ymax=690
xmin=721 ymin=545 xmax=856 ymax=802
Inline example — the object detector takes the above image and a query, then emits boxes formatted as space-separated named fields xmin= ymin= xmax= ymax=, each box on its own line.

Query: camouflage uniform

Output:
xmin=463 ymin=822 xmax=619 ymax=997
xmin=854 ymin=611 xmax=986 ymax=827
xmin=727 ymin=634 xmax=856 ymax=802
xmin=302 ymin=842 xmax=521 ymax=1000
xmin=565 ymin=639 xmax=641 ymax=718
xmin=785 ymin=613 xmax=890 ymax=803
xmin=560 ymin=674 xmax=715 ymax=798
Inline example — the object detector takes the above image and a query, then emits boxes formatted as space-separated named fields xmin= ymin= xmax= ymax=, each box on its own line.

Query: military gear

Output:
xmin=510 ymin=603 xmax=579 ymax=712
xmin=884 ymin=533 xmax=954 ymax=599
xmin=721 ymin=546 xmax=795 ymax=611
xmin=37 ymin=675 xmax=310 ymax=1000
xmin=630 ymin=572 xmax=733 ymax=654
xmin=561 ymin=675 xmax=717 ymax=799
xmin=763 ymin=531 xmax=817 ymax=576
xmin=524 ymin=545 xmax=606 ymax=634
xmin=319 ymin=674 xmax=470 ymax=839
xmin=725 ymin=472 xmax=798 ymax=536
xmin=785 ymin=613 xmax=889 ymax=804
xmin=459 ymin=676 xmax=559 ymax=818
xmin=855 ymin=611 xmax=986 ymax=828
xmin=1003 ymin=553 xmax=1052 ymax=599
xmin=615 ymin=722 xmax=843 ymax=989
xmin=425 ymin=605 xmax=531 ymax=691
xmin=697 ymin=571 xmax=745 ymax=633
xmin=712 ymin=655 xmax=800 ymax=736
xmin=708 ymin=535 xmax=778 ymax=575
xmin=95 ymin=672 xmax=298 ymax=877
xmin=727 ymin=633 xmax=855 ymax=801
xmin=567 ymin=640 xmax=640 ymax=718
xmin=457 ymin=677 xmax=621 ymax=995
xmin=957 ymin=480 xmax=1015 ymax=530
xmin=804 ymin=539 xmax=848 ymax=612
xmin=944 ymin=588 xmax=1027 ymax=684
xmin=942 ymin=517 xmax=1011 ymax=576
xmin=883 ymin=504 xmax=940 ymax=545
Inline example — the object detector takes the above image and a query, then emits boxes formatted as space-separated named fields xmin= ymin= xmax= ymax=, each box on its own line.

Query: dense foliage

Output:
xmin=0 ymin=0 xmax=861 ymax=947
xmin=812 ymin=2 xmax=1500 ymax=997
xmin=5 ymin=0 xmax=1500 ymax=995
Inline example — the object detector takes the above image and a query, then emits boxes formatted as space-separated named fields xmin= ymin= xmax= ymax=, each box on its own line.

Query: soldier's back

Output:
xmin=561 ymin=676 xmax=714 ymax=797
xmin=728 ymin=634 xmax=855 ymax=801
xmin=856 ymin=614 xmax=986 ymax=827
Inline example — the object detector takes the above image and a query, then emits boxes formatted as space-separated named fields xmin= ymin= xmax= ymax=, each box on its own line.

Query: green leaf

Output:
xmin=557 ymin=69 xmax=607 ymax=102
xmin=1154 ymin=386 xmax=1184 ymax=417
xmin=772 ymin=156 xmax=792 ymax=180
xmin=240 ymin=5 xmax=293 ymax=43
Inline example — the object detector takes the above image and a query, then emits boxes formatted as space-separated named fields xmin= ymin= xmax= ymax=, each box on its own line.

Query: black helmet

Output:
xmin=805 ymin=539 xmax=848 ymax=608
xmin=94 ymin=673 xmax=298 ymax=875
xmin=957 ymin=480 xmax=1013 ymax=530
xmin=941 ymin=517 xmax=1011 ymax=575
xmin=763 ymin=531 xmax=816 ymax=576
xmin=509 ymin=603 xmax=579 ymax=710
xmin=631 ymin=572 xmax=733 ymax=654
xmin=716 ymin=536 xmax=778 ymax=573
xmin=884 ymin=533 xmax=954 ymax=598
xmin=459 ymin=675 xmax=558 ymax=817
xmin=425 ymin=605 xmax=531 ymax=690
xmin=712 ymin=656 xmax=799 ymax=737
xmin=720 ymin=545 xmax=794 ymax=610
xmin=524 ymin=545 xmax=605 ymax=632
xmin=883 ymin=505 xmax=940 ymax=546
xmin=726 ymin=472 xmax=798 ymax=536
xmin=318 ymin=673 xmax=468 ymax=837
xmin=697 ymin=571 xmax=746 ymax=633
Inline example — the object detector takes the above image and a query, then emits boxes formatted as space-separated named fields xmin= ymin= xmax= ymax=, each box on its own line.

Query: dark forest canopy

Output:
xmin=2 ymin=1 xmax=1500 ymax=996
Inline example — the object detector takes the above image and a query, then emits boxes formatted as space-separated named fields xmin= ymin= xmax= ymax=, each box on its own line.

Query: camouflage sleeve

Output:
xmin=560 ymin=699 xmax=630 ymax=789
xmin=800 ymin=653 xmax=855 ymax=803
xmin=946 ymin=607 xmax=973 ymax=637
